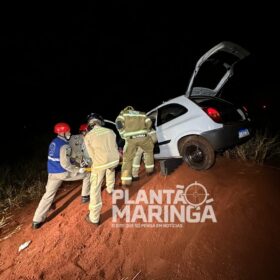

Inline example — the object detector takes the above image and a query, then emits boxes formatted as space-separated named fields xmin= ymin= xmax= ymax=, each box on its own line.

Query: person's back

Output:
xmin=47 ymin=136 xmax=70 ymax=173
xmin=122 ymin=110 xmax=146 ymax=133
xmin=85 ymin=125 xmax=119 ymax=170
xmin=116 ymin=106 xmax=152 ymax=139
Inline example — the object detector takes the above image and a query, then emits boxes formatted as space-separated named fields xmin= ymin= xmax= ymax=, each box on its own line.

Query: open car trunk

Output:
xmin=185 ymin=41 xmax=250 ymax=97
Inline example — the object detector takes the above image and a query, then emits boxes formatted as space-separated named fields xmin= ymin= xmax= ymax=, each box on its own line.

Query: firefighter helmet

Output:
xmin=87 ymin=113 xmax=105 ymax=127
xmin=123 ymin=106 xmax=134 ymax=111
xmin=54 ymin=122 xmax=71 ymax=134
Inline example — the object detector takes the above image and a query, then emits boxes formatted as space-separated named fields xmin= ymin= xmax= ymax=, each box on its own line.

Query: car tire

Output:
xmin=179 ymin=136 xmax=215 ymax=170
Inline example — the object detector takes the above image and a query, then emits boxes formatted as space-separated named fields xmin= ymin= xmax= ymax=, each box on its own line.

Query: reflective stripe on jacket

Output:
xmin=115 ymin=109 xmax=152 ymax=138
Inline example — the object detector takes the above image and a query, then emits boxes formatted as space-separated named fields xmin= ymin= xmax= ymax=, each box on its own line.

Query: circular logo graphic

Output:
xmin=49 ymin=142 xmax=56 ymax=156
xmin=183 ymin=181 xmax=209 ymax=207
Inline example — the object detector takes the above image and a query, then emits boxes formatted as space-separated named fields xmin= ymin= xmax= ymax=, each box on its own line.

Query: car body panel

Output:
xmin=201 ymin=123 xmax=252 ymax=151
xmin=147 ymin=95 xmax=224 ymax=159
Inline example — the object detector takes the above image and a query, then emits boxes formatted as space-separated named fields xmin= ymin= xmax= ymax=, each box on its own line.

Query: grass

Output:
xmin=0 ymin=159 xmax=47 ymax=211
xmin=224 ymin=129 xmax=280 ymax=165
xmin=0 ymin=211 xmax=22 ymax=242
xmin=0 ymin=158 xmax=47 ymax=241
xmin=0 ymin=131 xmax=52 ymax=211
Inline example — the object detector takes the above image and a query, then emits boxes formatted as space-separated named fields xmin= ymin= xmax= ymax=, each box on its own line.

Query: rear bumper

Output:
xmin=201 ymin=122 xmax=253 ymax=151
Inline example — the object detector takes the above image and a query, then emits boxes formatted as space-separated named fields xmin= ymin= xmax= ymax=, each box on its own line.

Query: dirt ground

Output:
xmin=0 ymin=158 xmax=280 ymax=280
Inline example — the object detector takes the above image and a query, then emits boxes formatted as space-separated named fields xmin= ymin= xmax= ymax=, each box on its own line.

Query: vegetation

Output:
xmin=224 ymin=129 xmax=280 ymax=165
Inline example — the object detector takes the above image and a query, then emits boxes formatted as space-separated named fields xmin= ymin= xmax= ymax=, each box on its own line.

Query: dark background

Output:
xmin=0 ymin=3 xmax=279 ymax=161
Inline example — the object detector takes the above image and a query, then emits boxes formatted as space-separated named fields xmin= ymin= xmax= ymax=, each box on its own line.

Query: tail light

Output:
xmin=203 ymin=107 xmax=222 ymax=123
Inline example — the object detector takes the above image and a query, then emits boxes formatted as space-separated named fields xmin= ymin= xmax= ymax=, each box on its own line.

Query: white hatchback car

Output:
xmin=147 ymin=41 xmax=252 ymax=170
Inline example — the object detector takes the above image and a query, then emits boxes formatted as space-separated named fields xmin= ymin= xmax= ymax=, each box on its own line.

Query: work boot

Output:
xmin=121 ymin=185 xmax=129 ymax=191
xmin=85 ymin=213 xmax=100 ymax=227
xmin=32 ymin=221 xmax=43 ymax=229
xmin=81 ymin=195 xmax=90 ymax=203
xmin=121 ymin=179 xmax=132 ymax=185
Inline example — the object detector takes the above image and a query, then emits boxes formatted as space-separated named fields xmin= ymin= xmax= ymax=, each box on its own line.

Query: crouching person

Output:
xmin=84 ymin=113 xmax=120 ymax=226
xmin=69 ymin=123 xmax=92 ymax=203
xmin=32 ymin=122 xmax=90 ymax=229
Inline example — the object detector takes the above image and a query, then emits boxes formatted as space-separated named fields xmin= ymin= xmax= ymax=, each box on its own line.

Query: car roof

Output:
xmin=147 ymin=95 xmax=188 ymax=114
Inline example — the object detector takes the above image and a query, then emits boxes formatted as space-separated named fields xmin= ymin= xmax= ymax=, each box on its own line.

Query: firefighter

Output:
xmin=32 ymin=122 xmax=91 ymax=229
xmin=132 ymin=128 xmax=157 ymax=180
xmin=115 ymin=106 xmax=155 ymax=186
xmin=84 ymin=113 xmax=119 ymax=225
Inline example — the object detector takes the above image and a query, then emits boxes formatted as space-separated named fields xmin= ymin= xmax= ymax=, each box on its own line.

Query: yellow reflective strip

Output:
xmin=132 ymin=164 xmax=141 ymax=168
xmin=123 ymin=113 xmax=146 ymax=117
xmin=121 ymin=176 xmax=132 ymax=180
xmin=123 ymin=130 xmax=148 ymax=137
xmin=145 ymin=164 xmax=154 ymax=168
xmin=93 ymin=160 xmax=119 ymax=170
xmin=145 ymin=118 xmax=151 ymax=123
xmin=117 ymin=116 xmax=125 ymax=120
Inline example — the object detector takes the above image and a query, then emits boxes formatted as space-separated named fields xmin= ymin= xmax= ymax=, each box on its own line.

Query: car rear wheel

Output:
xmin=179 ymin=136 xmax=215 ymax=170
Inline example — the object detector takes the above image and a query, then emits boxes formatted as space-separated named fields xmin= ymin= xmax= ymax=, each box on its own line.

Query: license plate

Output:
xmin=238 ymin=128 xmax=250 ymax=138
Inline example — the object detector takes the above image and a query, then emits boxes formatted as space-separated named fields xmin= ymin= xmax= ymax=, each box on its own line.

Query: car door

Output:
xmin=152 ymin=103 xmax=188 ymax=158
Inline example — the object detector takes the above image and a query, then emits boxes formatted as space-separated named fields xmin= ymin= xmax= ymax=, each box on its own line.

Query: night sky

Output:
xmin=1 ymin=3 xmax=279 ymax=160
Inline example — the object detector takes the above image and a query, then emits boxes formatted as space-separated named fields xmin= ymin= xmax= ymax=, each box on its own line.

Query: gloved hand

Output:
xmin=78 ymin=168 xmax=85 ymax=174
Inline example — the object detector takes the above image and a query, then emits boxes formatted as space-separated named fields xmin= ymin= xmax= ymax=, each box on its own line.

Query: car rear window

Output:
xmin=192 ymin=52 xmax=241 ymax=90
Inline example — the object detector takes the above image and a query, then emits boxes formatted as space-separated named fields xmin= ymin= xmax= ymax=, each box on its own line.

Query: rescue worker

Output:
xmin=69 ymin=123 xmax=92 ymax=203
xmin=32 ymin=122 xmax=91 ymax=229
xmin=69 ymin=123 xmax=92 ymax=169
xmin=132 ymin=128 xmax=157 ymax=180
xmin=115 ymin=106 xmax=154 ymax=186
xmin=84 ymin=113 xmax=119 ymax=225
